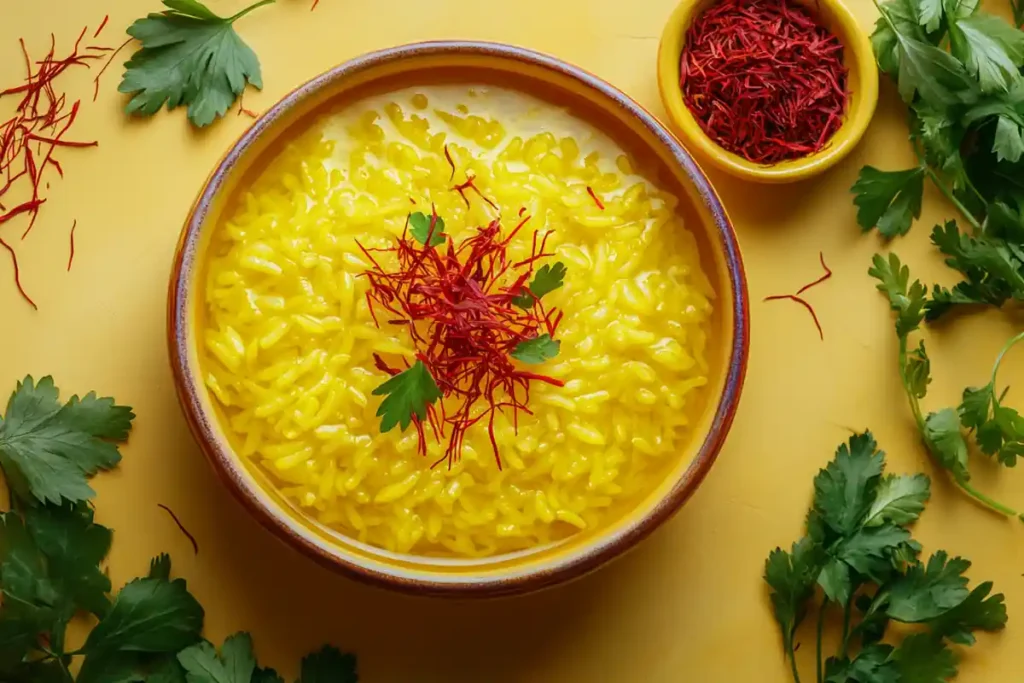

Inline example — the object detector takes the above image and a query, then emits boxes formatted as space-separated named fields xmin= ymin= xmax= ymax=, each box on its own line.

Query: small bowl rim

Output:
xmin=168 ymin=40 xmax=750 ymax=596
xmin=656 ymin=0 xmax=880 ymax=183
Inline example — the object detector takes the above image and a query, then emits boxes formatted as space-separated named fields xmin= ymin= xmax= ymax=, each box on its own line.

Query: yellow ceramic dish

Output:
xmin=168 ymin=41 xmax=750 ymax=596
xmin=656 ymin=0 xmax=879 ymax=183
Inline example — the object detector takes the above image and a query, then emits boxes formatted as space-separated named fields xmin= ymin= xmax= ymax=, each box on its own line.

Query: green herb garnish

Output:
xmin=119 ymin=0 xmax=275 ymax=127
xmin=765 ymin=432 xmax=1006 ymax=683
xmin=511 ymin=334 xmax=560 ymax=364
xmin=409 ymin=211 xmax=447 ymax=247
xmin=512 ymin=262 xmax=567 ymax=309
xmin=372 ymin=360 xmax=443 ymax=433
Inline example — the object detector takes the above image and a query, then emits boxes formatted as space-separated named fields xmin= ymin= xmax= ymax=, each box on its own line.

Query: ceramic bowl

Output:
xmin=168 ymin=41 xmax=749 ymax=597
xmin=656 ymin=0 xmax=879 ymax=183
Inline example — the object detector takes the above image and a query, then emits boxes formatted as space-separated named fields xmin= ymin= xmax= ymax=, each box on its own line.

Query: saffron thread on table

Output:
xmin=0 ymin=237 xmax=36 ymax=310
xmin=92 ymin=38 xmax=132 ymax=102
xmin=94 ymin=15 xmax=109 ymax=38
xmin=67 ymin=219 xmax=76 ymax=271
xmin=157 ymin=503 xmax=200 ymax=555
xmin=763 ymin=252 xmax=831 ymax=340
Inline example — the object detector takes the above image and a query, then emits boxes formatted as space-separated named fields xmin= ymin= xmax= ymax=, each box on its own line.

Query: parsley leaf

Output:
xmin=177 ymin=633 xmax=256 ymax=683
xmin=0 ymin=376 xmax=135 ymax=506
xmin=863 ymin=473 xmax=931 ymax=527
xmin=851 ymin=167 xmax=925 ymax=237
xmin=371 ymin=361 xmax=442 ymax=433
xmin=510 ymin=334 xmax=560 ymax=364
xmin=83 ymin=575 xmax=204 ymax=656
xmin=299 ymin=645 xmax=358 ymax=683
xmin=887 ymin=551 xmax=971 ymax=622
xmin=764 ymin=538 xmax=821 ymax=666
xmin=512 ymin=262 xmax=567 ymax=309
xmin=408 ymin=212 xmax=446 ymax=247
xmin=904 ymin=341 xmax=932 ymax=399
xmin=812 ymin=432 xmax=884 ymax=536
xmin=994 ymin=113 xmax=1024 ymax=162
xmin=923 ymin=408 xmax=971 ymax=480
xmin=119 ymin=0 xmax=274 ymax=128
xmin=869 ymin=253 xmax=926 ymax=338
xmin=893 ymin=633 xmax=957 ymax=683
xmin=928 ymin=581 xmax=1007 ymax=644
xmin=947 ymin=13 xmax=1024 ymax=93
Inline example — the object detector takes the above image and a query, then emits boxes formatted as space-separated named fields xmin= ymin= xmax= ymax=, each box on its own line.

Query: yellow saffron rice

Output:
xmin=200 ymin=86 xmax=715 ymax=557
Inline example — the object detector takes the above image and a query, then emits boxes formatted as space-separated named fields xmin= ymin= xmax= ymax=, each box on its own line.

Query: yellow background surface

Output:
xmin=2 ymin=0 xmax=1024 ymax=680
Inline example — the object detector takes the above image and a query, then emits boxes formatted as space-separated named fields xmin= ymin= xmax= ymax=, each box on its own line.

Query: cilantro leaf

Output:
xmin=512 ymin=262 xmax=567 ymax=309
xmin=812 ymin=432 xmax=884 ymax=536
xmin=923 ymin=409 xmax=971 ymax=480
xmin=994 ymin=113 xmax=1024 ymax=162
xmin=764 ymin=538 xmax=821 ymax=655
xmin=928 ymin=581 xmax=1007 ymax=644
xmin=408 ymin=212 xmax=446 ymax=247
xmin=84 ymin=575 xmax=204 ymax=656
xmin=177 ymin=633 xmax=256 ymax=683
xmin=924 ymin=220 xmax=1024 ymax=318
xmin=959 ymin=384 xmax=993 ymax=430
xmin=851 ymin=167 xmax=925 ymax=237
xmin=872 ymin=0 xmax=928 ymax=76
xmin=869 ymin=253 xmax=927 ymax=337
xmin=863 ymin=474 xmax=931 ymax=527
xmin=119 ymin=0 xmax=274 ymax=128
xmin=893 ymin=633 xmax=957 ymax=683
xmin=24 ymin=503 xmax=112 ymax=618
xmin=914 ymin=0 xmax=944 ymax=32
xmin=837 ymin=524 xmax=911 ymax=583
xmin=511 ymin=334 xmax=560 ymax=364
xmin=299 ymin=645 xmax=359 ymax=683
xmin=904 ymin=341 xmax=932 ymax=399
xmin=887 ymin=551 xmax=971 ymax=622
xmin=371 ymin=361 xmax=441 ymax=433
xmin=0 ymin=512 xmax=57 ymax=668
xmin=0 ymin=376 xmax=135 ymax=506
xmin=149 ymin=553 xmax=173 ymax=581
xmin=825 ymin=644 xmax=898 ymax=683
xmin=948 ymin=13 xmax=1024 ymax=93
xmin=817 ymin=558 xmax=852 ymax=604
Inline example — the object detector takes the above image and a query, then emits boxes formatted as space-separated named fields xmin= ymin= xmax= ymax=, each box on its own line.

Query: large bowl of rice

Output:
xmin=168 ymin=41 xmax=749 ymax=596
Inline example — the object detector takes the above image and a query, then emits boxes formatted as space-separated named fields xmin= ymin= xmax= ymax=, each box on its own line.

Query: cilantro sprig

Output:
xmin=852 ymin=0 xmax=1024 ymax=318
xmin=0 ymin=377 xmax=359 ymax=681
xmin=870 ymin=254 xmax=1024 ymax=518
xmin=119 ymin=0 xmax=275 ymax=127
xmin=512 ymin=262 xmax=567 ymax=309
xmin=765 ymin=432 xmax=1007 ymax=683
xmin=372 ymin=360 xmax=442 ymax=433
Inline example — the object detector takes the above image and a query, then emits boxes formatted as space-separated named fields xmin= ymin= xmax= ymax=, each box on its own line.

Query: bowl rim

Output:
xmin=656 ymin=0 xmax=880 ymax=183
xmin=168 ymin=40 xmax=750 ymax=596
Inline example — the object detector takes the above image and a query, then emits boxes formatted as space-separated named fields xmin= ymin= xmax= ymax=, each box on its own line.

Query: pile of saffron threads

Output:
xmin=360 ymin=210 xmax=565 ymax=470
xmin=679 ymin=0 xmax=849 ymax=165
xmin=0 ymin=22 xmax=112 ymax=308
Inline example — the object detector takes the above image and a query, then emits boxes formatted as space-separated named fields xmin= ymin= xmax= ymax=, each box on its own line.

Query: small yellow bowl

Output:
xmin=657 ymin=0 xmax=879 ymax=183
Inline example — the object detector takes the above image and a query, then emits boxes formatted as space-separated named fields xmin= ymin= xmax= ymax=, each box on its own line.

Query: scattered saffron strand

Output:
xmin=67 ymin=219 xmax=76 ymax=271
xmin=444 ymin=144 xmax=456 ymax=181
xmin=586 ymin=185 xmax=605 ymax=210
xmin=764 ymin=294 xmax=823 ymax=340
xmin=92 ymin=38 xmax=131 ymax=102
xmin=0 ymin=237 xmax=37 ymax=310
xmin=311 ymin=0 xmax=320 ymax=8
xmin=157 ymin=504 xmax=199 ymax=555
xmin=795 ymin=251 xmax=832 ymax=295
xmin=94 ymin=15 xmax=109 ymax=38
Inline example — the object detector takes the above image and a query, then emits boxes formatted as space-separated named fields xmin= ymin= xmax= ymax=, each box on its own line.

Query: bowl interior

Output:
xmin=657 ymin=0 xmax=877 ymax=182
xmin=170 ymin=43 xmax=748 ymax=595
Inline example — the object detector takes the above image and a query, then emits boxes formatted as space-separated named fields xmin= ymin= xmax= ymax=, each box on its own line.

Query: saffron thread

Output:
xmin=0 ymin=237 xmax=36 ymax=309
xmin=157 ymin=503 xmax=199 ymax=555
xmin=586 ymin=185 xmax=605 ymax=210
xmin=67 ymin=219 xmax=76 ymax=271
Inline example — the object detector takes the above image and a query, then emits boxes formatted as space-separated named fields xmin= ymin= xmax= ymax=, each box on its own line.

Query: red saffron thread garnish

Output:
xmin=311 ymin=0 xmax=320 ymax=9
xmin=362 ymin=210 xmax=564 ymax=469
xmin=157 ymin=503 xmax=199 ymax=555
xmin=444 ymin=144 xmax=456 ymax=181
xmin=586 ymin=186 xmax=605 ymax=210
xmin=92 ymin=38 xmax=131 ymax=102
xmin=237 ymin=91 xmax=258 ymax=118
xmin=795 ymin=251 xmax=832 ymax=295
xmin=94 ymin=15 xmax=110 ymax=38
xmin=67 ymin=219 xmax=76 ymax=271
xmin=452 ymin=175 xmax=499 ymax=212
xmin=764 ymin=294 xmax=823 ymax=340
xmin=679 ymin=0 xmax=849 ymax=164
xmin=0 ymin=237 xmax=36 ymax=310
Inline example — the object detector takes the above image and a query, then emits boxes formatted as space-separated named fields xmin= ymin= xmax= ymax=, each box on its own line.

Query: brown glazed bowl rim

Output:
xmin=168 ymin=40 xmax=749 ymax=597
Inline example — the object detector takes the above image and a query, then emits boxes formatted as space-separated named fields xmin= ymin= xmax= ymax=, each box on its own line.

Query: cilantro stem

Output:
xmin=788 ymin=643 xmax=803 ymax=683
xmin=989 ymin=331 xmax=1024 ymax=409
xmin=899 ymin=336 xmax=1022 ymax=518
xmin=909 ymin=145 xmax=984 ymax=232
xmin=228 ymin=0 xmax=276 ymax=22
xmin=839 ymin=596 xmax=853 ymax=658
xmin=815 ymin=602 xmax=826 ymax=683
